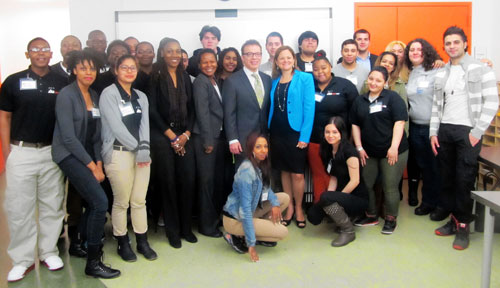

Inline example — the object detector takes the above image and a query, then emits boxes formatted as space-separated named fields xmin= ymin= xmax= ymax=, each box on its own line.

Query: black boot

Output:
xmin=85 ymin=245 xmax=121 ymax=279
xmin=116 ymin=234 xmax=137 ymax=262
xmin=136 ymin=233 xmax=157 ymax=260
xmin=323 ymin=203 xmax=355 ymax=247
xmin=408 ymin=179 xmax=419 ymax=206
xmin=68 ymin=226 xmax=87 ymax=258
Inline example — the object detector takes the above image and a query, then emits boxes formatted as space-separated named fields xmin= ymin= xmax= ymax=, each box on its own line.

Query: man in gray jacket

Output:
xmin=430 ymin=26 xmax=499 ymax=250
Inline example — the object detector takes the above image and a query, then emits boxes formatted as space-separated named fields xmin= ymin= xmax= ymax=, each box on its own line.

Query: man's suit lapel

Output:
xmin=238 ymin=70 xmax=260 ymax=109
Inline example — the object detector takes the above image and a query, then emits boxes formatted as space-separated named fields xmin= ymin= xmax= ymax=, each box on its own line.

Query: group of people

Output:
xmin=0 ymin=23 xmax=498 ymax=281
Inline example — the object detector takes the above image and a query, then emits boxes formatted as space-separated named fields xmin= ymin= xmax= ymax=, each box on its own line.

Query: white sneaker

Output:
xmin=7 ymin=264 xmax=35 ymax=282
xmin=41 ymin=255 xmax=64 ymax=271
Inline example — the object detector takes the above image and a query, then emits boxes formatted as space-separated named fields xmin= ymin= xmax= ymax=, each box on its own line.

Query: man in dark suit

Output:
xmin=51 ymin=35 xmax=82 ymax=82
xmin=222 ymin=39 xmax=271 ymax=169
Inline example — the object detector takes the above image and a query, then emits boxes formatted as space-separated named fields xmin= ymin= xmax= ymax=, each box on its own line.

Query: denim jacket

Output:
xmin=223 ymin=159 xmax=280 ymax=247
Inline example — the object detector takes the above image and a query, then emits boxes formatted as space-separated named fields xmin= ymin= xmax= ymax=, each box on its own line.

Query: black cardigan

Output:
xmin=148 ymin=70 xmax=194 ymax=144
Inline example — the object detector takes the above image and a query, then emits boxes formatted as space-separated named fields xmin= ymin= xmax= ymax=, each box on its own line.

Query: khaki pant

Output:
xmin=5 ymin=145 xmax=64 ymax=266
xmin=105 ymin=150 xmax=150 ymax=236
xmin=223 ymin=192 xmax=289 ymax=243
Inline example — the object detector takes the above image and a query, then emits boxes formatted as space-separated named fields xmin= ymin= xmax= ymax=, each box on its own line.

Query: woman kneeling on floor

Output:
xmin=222 ymin=133 xmax=289 ymax=262
xmin=307 ymin=117 xmax=368 ymax=247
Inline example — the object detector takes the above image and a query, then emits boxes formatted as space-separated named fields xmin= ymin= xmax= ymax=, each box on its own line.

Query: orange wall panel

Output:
xmin=356 ymin=6 xmax=398 ymax=56
xmin=397 ymin=5 xmax=471 ymax=62
xmin=355 ymin=2 xmax=472 ymax=62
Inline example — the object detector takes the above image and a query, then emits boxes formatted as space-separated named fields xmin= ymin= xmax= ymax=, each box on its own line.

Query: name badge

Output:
xmin=418 ymin=81 xmax=429 ymax=88
xmin=20 ymin=78 xmax=37 ymax=90
xmin=315 ymin=92 xmax=325 ymax=102
xmin=91 ymin=108 xmax=101 ymax=118
xmin=305 ymin=62 xmax=313 ymax=72
xmin=369 ymin=102 xmax=383 ymax=114
xmin=326 ymin=159 xmax=332 ymax=174
xmin=346 ymin=75 xmax=358 ymax=86
xmin=119 ymin=102 xmax=134 ymax=117
xmin=261 ymin=191 xmax=268 ymax=202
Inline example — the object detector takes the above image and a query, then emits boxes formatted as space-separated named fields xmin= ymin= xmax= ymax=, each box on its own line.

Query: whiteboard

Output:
xmin=116 ymin=7 xmax=333 ymax=62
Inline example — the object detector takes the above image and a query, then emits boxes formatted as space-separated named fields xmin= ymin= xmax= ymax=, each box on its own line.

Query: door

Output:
xmin=355 ymin=2 xmax=472 ymax=61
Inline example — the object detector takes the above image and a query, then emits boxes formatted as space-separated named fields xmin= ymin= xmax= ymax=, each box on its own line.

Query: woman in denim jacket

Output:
xmin=222 ymin=133 xmax=289 ymax=262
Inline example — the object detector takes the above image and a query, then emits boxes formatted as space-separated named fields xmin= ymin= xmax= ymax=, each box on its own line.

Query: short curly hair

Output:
xmin=405 ymin=38 xmax=441 ymax=71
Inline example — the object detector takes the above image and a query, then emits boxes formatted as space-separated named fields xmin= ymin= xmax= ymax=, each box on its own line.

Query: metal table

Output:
xmin=471 ymin=191 xmax=500 ymax=288
xmin=478 ymin=146 xmax=500 ymax=190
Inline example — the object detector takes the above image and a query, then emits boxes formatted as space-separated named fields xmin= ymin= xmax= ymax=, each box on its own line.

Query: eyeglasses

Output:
xmin=28 ymin=47 xmax=51 ymax=53
xmin=119 ymin=65 xmax=137 ymax=72
xmin=242 ymin=52 xmax=262 ymax=58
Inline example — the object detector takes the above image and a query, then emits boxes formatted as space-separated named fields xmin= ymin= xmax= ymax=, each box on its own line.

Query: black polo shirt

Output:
xmin=91 ymin=70 xmax=115 ymax=95
xmin=311 ymin=75 xmax=359 ymax=143
xmin=349 ymin=89 xmax=408 ymax=158
xmin=0 ymin=67 xmax=67 ymax=143
xmin=132 ymin=70 xmax=151 ymax=95
xmin=113 ymin=82 xmax=142 ymax=146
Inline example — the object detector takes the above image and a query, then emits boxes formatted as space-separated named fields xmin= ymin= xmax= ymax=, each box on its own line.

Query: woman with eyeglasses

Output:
xmin=52 ymin=50 xmax=121 ymax=278
xmin=149 ymin=37 xmax=197 ymax=248
xmin=100 ymin=54 xmax=157 ymax=262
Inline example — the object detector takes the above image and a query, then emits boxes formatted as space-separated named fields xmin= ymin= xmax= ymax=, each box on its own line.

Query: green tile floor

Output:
xmin=2 ymin=176 xmax=500 ymax=287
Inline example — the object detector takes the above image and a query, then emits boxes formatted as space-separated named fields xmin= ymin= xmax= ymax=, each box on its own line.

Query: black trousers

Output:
xmin=409 ymin=123 xmax=441 ymax=207
xmin=58 ymin=155 xmax=108 ymax=246
xmin=307 ymin=191 xmax=368 ymax=225
xmin=437 ymin=124 xmax=481 ymax=223
xmin=193 ymin=134 xmax=233 ymax=234
xmin=151 ymin=141 xmax=196 ymax=237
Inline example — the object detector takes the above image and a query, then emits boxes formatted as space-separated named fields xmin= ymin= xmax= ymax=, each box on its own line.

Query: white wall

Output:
xmin=0 ymin=0 xmax=70 ymax=82
xmin=2 ymin=0 xmax=500 ymax=81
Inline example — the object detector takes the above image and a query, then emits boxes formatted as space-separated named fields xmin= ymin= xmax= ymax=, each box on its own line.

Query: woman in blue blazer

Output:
xmin=268 ymin=46 xmax=315 ymax=228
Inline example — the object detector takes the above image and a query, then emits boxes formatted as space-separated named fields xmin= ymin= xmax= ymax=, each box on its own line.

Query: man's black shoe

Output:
xmin=415 ymin=204 xmax=434 ymax=216
xmin=430 ymin=207 xmax=449 ymax=221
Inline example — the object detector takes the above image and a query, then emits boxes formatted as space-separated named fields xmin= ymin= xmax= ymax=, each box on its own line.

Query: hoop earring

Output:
xmin=252 ymin=152 xmax=256 ymax=158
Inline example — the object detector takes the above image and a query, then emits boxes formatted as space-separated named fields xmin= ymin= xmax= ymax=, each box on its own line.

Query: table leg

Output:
xmin=481 ymin=206 xmax=494 ymax=288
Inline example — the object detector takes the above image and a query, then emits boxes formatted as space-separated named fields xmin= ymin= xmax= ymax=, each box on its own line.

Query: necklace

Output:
xmin=276 ymin=81 xmax=290 ymax=112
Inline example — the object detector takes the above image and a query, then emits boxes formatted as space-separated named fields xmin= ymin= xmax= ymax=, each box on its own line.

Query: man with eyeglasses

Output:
xmin=51 ymin=35 xmax=82 ymax=82
xmin=223 ymin=39 xmax=271 ymax=168
xmin=0 ymin=37 xmax=67 ymax=282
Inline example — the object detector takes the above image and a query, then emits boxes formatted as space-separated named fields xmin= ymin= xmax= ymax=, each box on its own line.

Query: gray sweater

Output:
xmin=430 ymin=54 xmax=499 ymax=139
xmin=99 ymin=83 xmax=150 ymax=164
xmin=52 ymin=81 xmax=102 ymax=165
xmin=407 ymin=65 xmax=441 ymax=125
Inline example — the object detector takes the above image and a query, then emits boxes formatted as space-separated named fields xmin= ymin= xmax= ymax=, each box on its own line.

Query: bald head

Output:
xmin=124 ymin=36 xmax=139 ymax=56
xmin=87 ymin=30 xmax=107 ymax=53
xmin=60 ymin=35 xmax=82 ymax=63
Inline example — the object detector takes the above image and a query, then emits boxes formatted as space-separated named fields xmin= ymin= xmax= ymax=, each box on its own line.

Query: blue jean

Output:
xmin=409 ymin=122 xmax=441 ymax=207
xmin=58 ymin=155 xmax=108 ymax=246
